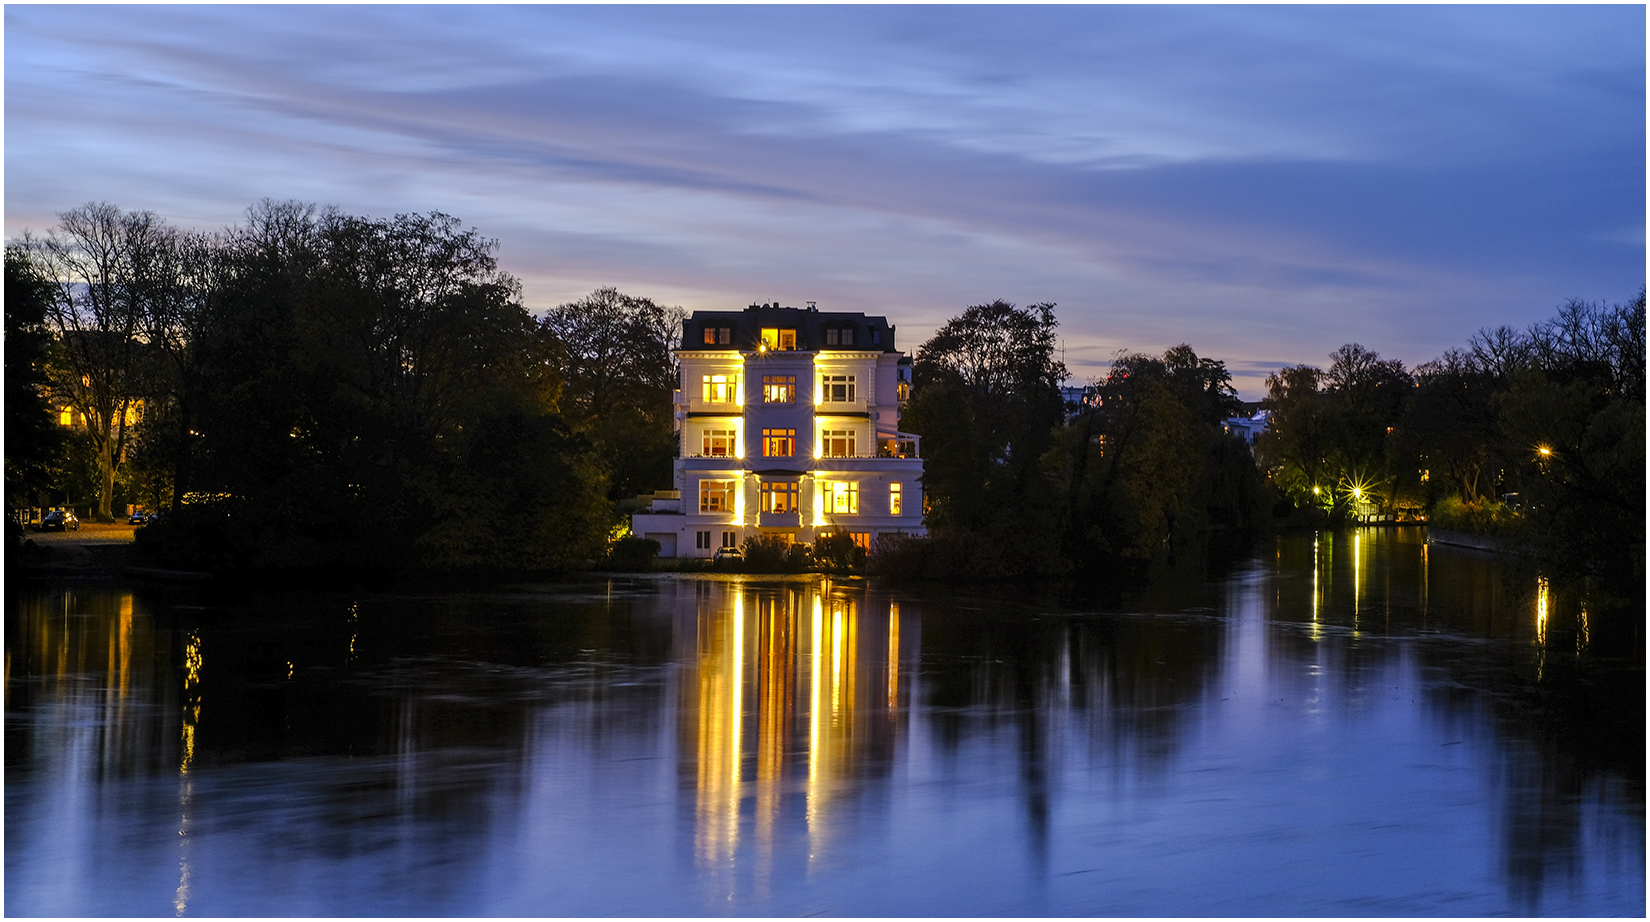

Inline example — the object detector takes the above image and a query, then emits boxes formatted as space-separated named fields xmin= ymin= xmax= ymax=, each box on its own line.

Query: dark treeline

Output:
xmin=6 ymin=201 xmax=679 ymax=573
xmin=887 ymin=293 xmax=1644 ymax=604
xmin=7 ymin=201 xmax=1641 ymax=595
xmin=890 ymin=300 xmax=1266 ymax=581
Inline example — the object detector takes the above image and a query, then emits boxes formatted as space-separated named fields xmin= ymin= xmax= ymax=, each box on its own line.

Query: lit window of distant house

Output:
xmin=824 ymin=328 xmax=855 ymax=346
xmin=702 ymin=326 xmax=732 ymax=345
xmin=850 ymin=533 xmax=870 ymax=551
xmin=760 ymin=328 xmax=797 ymax=351
xmin=762 ymin=375 xmax=796 ymax=403
xmin=762 ymin=429 xmax=796 ymax=457
xmin=821 ymin=429 xmax=856 ymax=458
xmin=701 ymin=429 xmax=735 ymax=457
xmin=823 ymin=481 xmax=859 ymax=515
xmin=889 ymin=482 xmax=903 ymax=516
xmin=821 ymin=374 xmax=856 ymax=402
xmin=703 ymin=374 xmax=735 ymax=403
xmin=700 ymin=479 xmax=736 ymax=512
xmin=761 ymin=481 xmax=799 ymax=513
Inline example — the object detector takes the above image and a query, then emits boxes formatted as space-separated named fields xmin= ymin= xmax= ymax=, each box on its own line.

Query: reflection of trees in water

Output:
xmin=1418 ymin=637 xmax=1643 ymax=913
xmin=917 ymin=597 xmax=1225 ymax=866
xmin=6 ymin=582 xmax=683 ymax=913
xmin=1264 ymin=529 xmax=1643 ymax=913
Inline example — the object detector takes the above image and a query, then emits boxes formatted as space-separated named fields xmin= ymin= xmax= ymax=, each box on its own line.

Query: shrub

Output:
xmin=812 ymin=530 xmax=866 ymax=572
xmin=608 ymin=536 xmax=660 ymax=570
xmin=1430 ymin=495 xmax=1519 ymax=535
xmin=742 ymin=534 xmax=810 ymax=573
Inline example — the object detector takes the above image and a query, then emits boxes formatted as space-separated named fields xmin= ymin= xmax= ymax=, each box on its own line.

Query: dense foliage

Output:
xmin=9 ymin=200 xmax=676 ymax=573
xmin=1260 ymin=291 xmax=1645 ymax=599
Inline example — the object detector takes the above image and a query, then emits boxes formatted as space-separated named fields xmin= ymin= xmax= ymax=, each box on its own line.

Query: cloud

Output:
xmin=5 ymin=4 xmax=1642 ymax=398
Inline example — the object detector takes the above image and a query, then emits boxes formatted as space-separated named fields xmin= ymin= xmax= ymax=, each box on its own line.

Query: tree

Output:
xmin=30 ymin=203 xmax=167 ymax=520
xmin=1052 ymin=344 xmax=1260 ymax=566
xmin=904 ymin=300 xmax=1067 ymax=532
xmin=540 ymin=287 xmax=683 ymax=501
xmin=4 ymin=247 xmax=63 ymax=527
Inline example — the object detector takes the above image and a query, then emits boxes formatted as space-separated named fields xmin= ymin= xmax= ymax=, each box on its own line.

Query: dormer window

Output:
xmin=702 ymin=326 xmax=732 ymax=345
xmin=824 ymin=328 xmax=855 ymax=346
xmin=871 ymin=328 xmax=882 ymax=345
xmin=760 ymin=328 xmax=797 ymax=351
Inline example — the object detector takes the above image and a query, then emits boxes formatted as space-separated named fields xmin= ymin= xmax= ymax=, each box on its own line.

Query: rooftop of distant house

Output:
xmin=683 ymin=302 xmax=899 ymax=353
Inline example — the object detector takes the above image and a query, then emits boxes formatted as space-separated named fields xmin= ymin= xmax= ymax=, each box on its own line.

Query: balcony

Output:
xmin=757 ymin=510 xmax=802 ymax=529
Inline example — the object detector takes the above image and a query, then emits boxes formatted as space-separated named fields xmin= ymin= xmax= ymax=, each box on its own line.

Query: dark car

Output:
xmin=40 ymin=509 xmax=80 ymax=532
xmin=129 ymin=510 xmax=148 ymax=525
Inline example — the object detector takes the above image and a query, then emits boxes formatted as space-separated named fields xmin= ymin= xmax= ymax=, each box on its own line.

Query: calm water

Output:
xmin=6 ymin=527 xmax=1643 ymax=916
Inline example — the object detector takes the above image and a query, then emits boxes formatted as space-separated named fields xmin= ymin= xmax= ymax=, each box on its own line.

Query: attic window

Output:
xmin=825 ymin=328 xmax=855 ymax=346
xmin=702 ymin=326 xmax=731 ymax=345
xmin=871 ymin=328 xmax=881 ymax=345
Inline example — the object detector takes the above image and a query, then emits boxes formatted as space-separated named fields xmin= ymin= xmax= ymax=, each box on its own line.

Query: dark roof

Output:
xmin=683 ymin=304 xmax=898 ymax=353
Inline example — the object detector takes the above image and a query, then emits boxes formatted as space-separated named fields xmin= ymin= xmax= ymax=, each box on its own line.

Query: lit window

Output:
xmin=702 ymin=326 xmax=732 ymax=345
xmin=703 ymin=374 xmax=734 ymax=403
xmin=889 ymin=482 xmax=903 ymax=516
xmin=760 ymin=328 xmax=797 ymax=351
xmin=850 ymin=533 xmax=870 ymax=551
xmin=761 ymin=481 xmax=799 ymax=513
xmin=821 ymin=374 xmax=856 ymax=402
xmin=59 ymin=409 xmax=74 ymax=427
xmin=700 ymin=479 xmax=736 ymax=512
xmin=762 ymin=375 xmax=796 ymax=403
xmin=823 ymin=480 xmax=859 ymax=515
xmin=701 ymin=429 xmax=735 ymax=457
xmin=821 ymin=429 xmax=856 ymax=458
xmin=762 ymin=429 xmax=796 ymax=457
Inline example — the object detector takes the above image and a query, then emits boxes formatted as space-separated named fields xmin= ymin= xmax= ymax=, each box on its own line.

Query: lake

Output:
xmin=6 ymin=527 xmax=1643 ymax=916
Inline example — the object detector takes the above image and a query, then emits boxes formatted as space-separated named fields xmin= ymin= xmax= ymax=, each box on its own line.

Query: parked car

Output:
xmin=713 ymin=545 xmax=744 ymax=562
xmin=40 ymin=509 xmax=80 ymax=532
xmin=129 ymin=510 xmax=150 ymax=525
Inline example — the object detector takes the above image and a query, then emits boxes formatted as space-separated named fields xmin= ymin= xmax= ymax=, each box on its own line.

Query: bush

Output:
xmin=742 ymin=534 xmax=810 ymax=573
xmin=812 ymin=531 xmax=867 ymax=572
xmin=607 ymin=536 xmax=660 ymax=570
xmin=1430 ymin=495 xmax=1519 ymax=535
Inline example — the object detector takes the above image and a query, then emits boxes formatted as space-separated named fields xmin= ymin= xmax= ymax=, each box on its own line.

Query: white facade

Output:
xmin=631 ymin=304 xmax=926 ymax=557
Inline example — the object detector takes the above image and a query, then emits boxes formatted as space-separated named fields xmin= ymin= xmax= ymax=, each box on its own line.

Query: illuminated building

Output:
xmin=631 ymin=302 xmax=926 ymax=556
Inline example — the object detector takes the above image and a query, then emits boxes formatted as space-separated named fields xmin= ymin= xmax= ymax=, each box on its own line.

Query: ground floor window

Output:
xmin=850 ymin=533 xmax=870 ymax=551
xmin=823 ymin=480 xmax=859 ymax=515
xmin=761 ymin=481 xmax=800 ymax=513
xmin=696 ymin=530 xmax=712 ymax=549
xmin=722 ymin=531 xmax=738 ymax=548
xmin=700 ymin=479 xmax=736 ymax=512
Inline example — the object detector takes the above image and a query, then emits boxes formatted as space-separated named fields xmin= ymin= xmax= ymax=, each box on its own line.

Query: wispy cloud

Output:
xmin=6 ymin=4 xmax=1642 ymax=397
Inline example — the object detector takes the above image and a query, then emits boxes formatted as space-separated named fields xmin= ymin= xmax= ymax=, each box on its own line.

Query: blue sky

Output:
xmin=6 ymin=4 xmax=1643 ymax=397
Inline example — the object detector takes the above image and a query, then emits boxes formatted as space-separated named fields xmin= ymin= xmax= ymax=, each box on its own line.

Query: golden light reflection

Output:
xmin=1535 ymin=577 xmax=1549 ymax=646
xmin=887 ymin=603 xmax=900 ymax=710
xmin=1310 ymin=534 xmax=1322 ymax=641
xmin=1352 ymin=531 xmax=1362 ymax=625
xmin=687 ymin=582 xmax=897 ymax=888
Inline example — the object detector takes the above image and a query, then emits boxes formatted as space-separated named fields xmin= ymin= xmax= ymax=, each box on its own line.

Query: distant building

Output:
xmin=630 ymin=302 xmax=926 ymax=557
xmin=1223 ymin=408 xmax=1270 ymax=445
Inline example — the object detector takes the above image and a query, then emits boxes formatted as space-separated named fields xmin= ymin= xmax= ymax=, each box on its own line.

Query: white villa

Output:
xmin=630 ymin=302 xmax=927 ymax=557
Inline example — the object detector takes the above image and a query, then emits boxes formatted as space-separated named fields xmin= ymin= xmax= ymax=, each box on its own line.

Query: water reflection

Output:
xmin=681 ymin=580 xmax=903 ymax=894
xmin=5 ymin=537 xmax=1642 ymax=916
